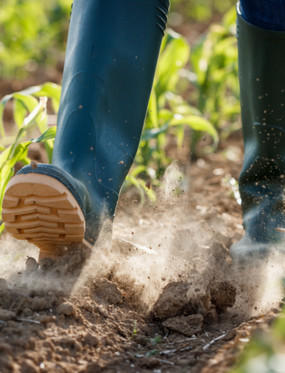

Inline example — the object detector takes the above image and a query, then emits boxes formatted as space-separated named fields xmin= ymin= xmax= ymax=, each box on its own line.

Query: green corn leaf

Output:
xmin=155 ymin=29 xmax=190 ymax=96
xmin=222 ymin=6 xmax=238 ymax=31
xmin=125 ymin=175 xmax=145 ymax=203
xmin=0 ymin=224 xmax=5 ymax=235
xmin=13 ymin=99 xmax=28 ymax=129
xmin=0 ymin=126 xmax=57 ymax=220
xmin=141 ymin=123 xmax=169 ymax=142
xmin=126 ymin=175 xmax=156 ymax=203
xmin=147 ymin=90 xmax=158 ymax=129
xmin=129 ymin=165 xmax=147 ymax=178
xmin=0 ymin=141 xmax=31 ymax=215
xmin=34 ymin=82 xmax=61 ymax=113
xmin=31 ymin=126 xmax=57 ymax=143
xmin=157 ymin=108 xmax=173 ymax=123
xmin=170 ymin=115 xmax=219 ymax=146
xmin=138 ymin=180 xmax=156 ymax=203
xmin=12 ymin=93 xmax=38 ymax=113
xmin=7 ymin=101 xmax=44 ymax=160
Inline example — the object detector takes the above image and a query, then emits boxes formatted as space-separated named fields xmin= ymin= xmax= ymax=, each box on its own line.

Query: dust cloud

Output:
xmin=0 ymin=161 xmax=284 ymax=320
xmin=74 ymin=162 xmax=285 ymax=319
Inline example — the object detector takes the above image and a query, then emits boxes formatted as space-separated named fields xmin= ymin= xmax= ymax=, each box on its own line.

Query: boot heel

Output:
xmin=2 ymin=173 xmax=87 ymax=259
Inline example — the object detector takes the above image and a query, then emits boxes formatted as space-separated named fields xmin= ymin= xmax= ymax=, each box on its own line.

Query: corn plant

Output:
xmin=190 ymin=6 xmax=239 ymax=142
xmin=125 ymin=29 xmax=218 ymax=199
xmin=0 ymin=83 xmax=60 ymax=233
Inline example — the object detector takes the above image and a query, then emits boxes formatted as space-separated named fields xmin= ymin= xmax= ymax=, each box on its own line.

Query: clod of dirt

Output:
xmin=185 ymin=292 xmax=212 ymax=317
xmin=92 ymin=279 xmax=123 ymax=305
xmin=143 ymin=357 xmax=161 ymax=369
xmin=0 ymin=308 xmax=15 ymax=321
xmin=208 ymin=281 xmax=237 ymax=313
xmin=84 ymin=362 xmax=104 ymax=373
xmin=83 ymin=332 xmax=99 ymax=347
xmin=162 ymin=314 xmax=204 ymax=336
xmin=57 ymin=301 xmax=76 ymax=316
xmin=151 ymin=282 xmax=213 ymax=321
xmin=30 ymin=297 xmax=48 ymax=311
xmin=151 ymin=282 xmax=190 ymax=320
xmin=21 ymin=359 xmax=39 ymax=373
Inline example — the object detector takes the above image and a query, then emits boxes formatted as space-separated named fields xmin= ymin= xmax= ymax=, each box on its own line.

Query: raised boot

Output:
xmin=231 ymin=9 xmax=285 ymax=259
xmin=2 ymin=0 xmax=169 ymax=259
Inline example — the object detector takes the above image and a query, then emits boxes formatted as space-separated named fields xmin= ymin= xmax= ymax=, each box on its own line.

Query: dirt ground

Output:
xmin=0 ymin=129 xmax=284 ymax=372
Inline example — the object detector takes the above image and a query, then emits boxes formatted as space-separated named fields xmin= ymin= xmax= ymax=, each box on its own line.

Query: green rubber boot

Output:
xmin=2 ymin=0 xmax=169 ymax=259
xmin=231 ymin=10 xmax=285 ymax=260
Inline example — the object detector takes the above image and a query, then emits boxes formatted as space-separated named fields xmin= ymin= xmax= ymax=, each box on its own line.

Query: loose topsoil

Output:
xmin=0 ymin=132 xmax=283 ymax=373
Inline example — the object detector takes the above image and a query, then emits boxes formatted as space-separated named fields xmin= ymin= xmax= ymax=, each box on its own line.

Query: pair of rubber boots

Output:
xmin=2 ymin=1 xmax=285 ymax=261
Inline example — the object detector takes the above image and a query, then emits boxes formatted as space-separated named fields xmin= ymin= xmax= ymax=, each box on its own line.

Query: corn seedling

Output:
xmin=0 ymin=83 xmax=60 ymax=233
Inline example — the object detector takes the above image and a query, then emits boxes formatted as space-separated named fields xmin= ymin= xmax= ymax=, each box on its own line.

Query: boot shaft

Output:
xmin=237 ymin=10 xmax=285 ymax=243
xmin=53 ymin=0 xmax=169 ymax=211
xmin=238 ymin=11 xmax=285 ymax=165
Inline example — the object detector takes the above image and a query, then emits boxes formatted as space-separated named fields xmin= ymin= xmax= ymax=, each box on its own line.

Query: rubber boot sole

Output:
xmin=2 ymin=174 xmax=92 ymax=259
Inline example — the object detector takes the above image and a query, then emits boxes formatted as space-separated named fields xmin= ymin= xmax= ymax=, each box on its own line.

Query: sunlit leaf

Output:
xmin=170 ymin=115 xmax=219 ymax=145
xmin=31 ymin=126 xmax=57 ymax=143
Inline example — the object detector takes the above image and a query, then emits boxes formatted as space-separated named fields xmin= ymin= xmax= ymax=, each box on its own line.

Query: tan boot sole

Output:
xmin=2 ymin=173 xmax=92 ymax=259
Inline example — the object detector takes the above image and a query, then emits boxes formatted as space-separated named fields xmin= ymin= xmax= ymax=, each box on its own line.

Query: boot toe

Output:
xmin=2 ymin=171 xmax=92 ymax=260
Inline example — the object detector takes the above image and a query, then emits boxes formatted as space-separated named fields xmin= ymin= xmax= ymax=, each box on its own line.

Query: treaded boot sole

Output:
xmin=2 ymin=174 xmax=91 ymax=259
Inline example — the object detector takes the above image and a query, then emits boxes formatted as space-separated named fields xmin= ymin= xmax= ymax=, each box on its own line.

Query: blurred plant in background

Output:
xmin=170 ymin=0 xmax=235 ymax=24
xmin=0 ymin=0 xmax=236 ymax=78
xmin=0 ymin=0 xmax=70 ymax=77
xmin=126 ymin=29 xmax=219 ymax=200
xmin=0 ymin=83 xmax=60 ymax=233
xmin=125 ymin=6 xmax=239 ymax=198
xmin=190 ymin=6 xmax=239 ymax=142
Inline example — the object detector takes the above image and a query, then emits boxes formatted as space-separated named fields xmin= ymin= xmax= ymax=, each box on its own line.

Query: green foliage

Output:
xmin=125 ymin=28 xmax=220 ymax=196
xmin=0 ymin=83 xmax=60 ymax=232
xmin=190 ymin=6 xmax=239 ymax=142
xmin=170 ymin=0 xmax=236 ymax=23
xmin=230 ymin=308 xmax=285 ymax=373
xmin=126 ymin=7 xmax=238 ymax=195
xmin=0 ymin=0 xmax=237 ymax=78
xmin=0 ymin=0 xmax=70 ymax=77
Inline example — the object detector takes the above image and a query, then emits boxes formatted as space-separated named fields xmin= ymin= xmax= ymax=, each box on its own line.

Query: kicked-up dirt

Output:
xmin=0 ymin=135 xmax=284 ymax=373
